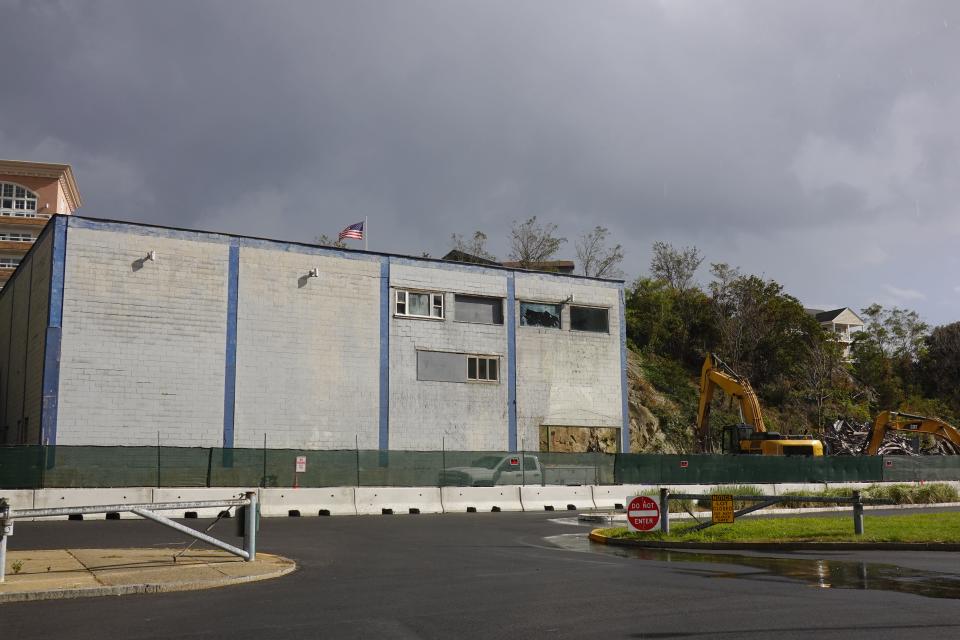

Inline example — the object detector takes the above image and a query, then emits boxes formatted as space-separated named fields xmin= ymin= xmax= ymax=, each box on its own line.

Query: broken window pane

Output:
xmin=519 ymin=302 xmax=561 ymax=328
xmin=570 ymin=306 xmax=609 ymax=333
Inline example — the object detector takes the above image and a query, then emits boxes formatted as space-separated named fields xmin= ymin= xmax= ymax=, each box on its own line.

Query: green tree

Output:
xmin=449 ymin=231 xmax=497 ymax=262
xmin=851 ymin=304 xmax=929 ymax=410
xmin=920 ymin=321 xmax=960 ymax=415
xmin=315 ymin=233 xmax=346 ymax=248
xmin=508 ymin=217 xmax=566 ymax=268
xmin=649 ymin=241 xmax=703 ymax=292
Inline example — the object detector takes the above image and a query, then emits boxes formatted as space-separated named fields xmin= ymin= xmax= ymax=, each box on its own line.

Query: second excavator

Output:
xmin=863 ymin=411 xmax=960 ymax=455
xmin=697 ymin=353 xmax=824 ymax=456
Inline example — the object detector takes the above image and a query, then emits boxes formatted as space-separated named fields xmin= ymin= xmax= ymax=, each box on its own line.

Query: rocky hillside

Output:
xmin=626 ymin=349 xmax=698 ymax=453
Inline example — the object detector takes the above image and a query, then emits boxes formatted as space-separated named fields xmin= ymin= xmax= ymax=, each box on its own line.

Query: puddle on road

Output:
xmin=548 ymin=534 xmax=960 ymax=600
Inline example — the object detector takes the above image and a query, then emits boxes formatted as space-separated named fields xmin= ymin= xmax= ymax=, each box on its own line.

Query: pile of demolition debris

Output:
xmin=824 ymin=418 xmax=960 ymax=456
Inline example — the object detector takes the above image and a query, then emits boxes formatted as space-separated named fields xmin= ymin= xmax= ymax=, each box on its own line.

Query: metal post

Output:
xmin=244 ymin=491 xmax=258 ymax=561
xmin=355 ymin=435 xmax=361 ymax=487
xmin=0 ymin=528 xmax=7 ymax=583
xmin=262 ymin=433 xmax=267 ymax=488
xmin=659 ymin=488 xmax=670 ymax=534
xmin=853 ymin=490 xmax=864 ymax=536
xmin=0 ymin=500 xmax=9 ymax=583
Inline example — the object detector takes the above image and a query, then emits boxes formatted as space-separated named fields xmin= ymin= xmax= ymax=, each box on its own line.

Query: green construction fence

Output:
xmin=0 ymin=446 xmax=958 ymax=489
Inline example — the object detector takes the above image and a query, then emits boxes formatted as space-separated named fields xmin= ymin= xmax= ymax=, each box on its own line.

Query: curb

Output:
xmin=0 ymin=556 xmax=296 ymax=604
xmin=587 ymin=529 xmax=960 ymax=552
xmin=592 ymin=501 xmax=960 ymax=523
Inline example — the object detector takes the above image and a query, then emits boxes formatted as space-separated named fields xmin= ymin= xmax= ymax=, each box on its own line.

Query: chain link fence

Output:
xmin=1 ymin=446 xmax=958 ymax=489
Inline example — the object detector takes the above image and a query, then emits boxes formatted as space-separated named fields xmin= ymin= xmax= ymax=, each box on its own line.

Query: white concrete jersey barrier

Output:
xmin=520 ymin=486 xmax=595 ymax=512
xmin=0 ymin=490 xmax=36 ymax=520
xmin=354 ymin=487 xmax=443 ymax=515
xmin=440 ymin=486 xmax=523 ymax=513
xmin=151 ymin=488 xmax=256 ymax=518
xmin=32 ymin=488 xmax=153 ymax=520
xmin=259 ymin=488 xmax=357 ymax=517
xmin=590 ymin=485 xmax=655 ymax=510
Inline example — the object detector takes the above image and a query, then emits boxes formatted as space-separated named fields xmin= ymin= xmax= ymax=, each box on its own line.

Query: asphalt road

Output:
xmin=4 ymin=511 xmax=960 ymax=639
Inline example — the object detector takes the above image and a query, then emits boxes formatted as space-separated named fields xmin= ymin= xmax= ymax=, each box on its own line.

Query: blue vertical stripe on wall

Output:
xmin=379 ymin=258 xmax=391 ymax=450
xmin=222 ymin=243 xmax=240 ymax=449
xmin=507 ymin=274 xmax=517 ymax=451
xmin=619 ymin=286 xmax=630 ymax=453
xmin=41 ymin=216 xmax=68 ymax=446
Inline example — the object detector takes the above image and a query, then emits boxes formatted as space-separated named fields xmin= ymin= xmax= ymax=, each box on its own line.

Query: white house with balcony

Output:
xmin=805 ymin=307 xmax=864 ymax=359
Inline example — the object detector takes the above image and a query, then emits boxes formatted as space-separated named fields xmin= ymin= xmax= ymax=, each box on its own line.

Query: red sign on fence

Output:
xmin=626 ymin=495 xmax=660 ymax=532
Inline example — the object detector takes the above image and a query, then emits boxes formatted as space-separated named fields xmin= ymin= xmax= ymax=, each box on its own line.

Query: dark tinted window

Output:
xmin=570 ymin=306 xmax=609 ymax=333
xmin=418 ymin=350 xmax=468 ymax=382
xmin=454 ymin=295 xmax=503 ymax=324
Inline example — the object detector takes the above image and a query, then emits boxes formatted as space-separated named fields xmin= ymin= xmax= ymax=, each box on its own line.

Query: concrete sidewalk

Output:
xmin=0 ymin=548 xmax=295 ymax=603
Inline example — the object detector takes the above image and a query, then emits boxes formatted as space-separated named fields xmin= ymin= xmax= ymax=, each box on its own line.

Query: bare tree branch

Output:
xmin=650 ymin=241 xmax=703 ymax=292
xmin=576 ymin=226 xmax=624 ymax=278
xmin=508 ymin=216 xmax=566 ymax=268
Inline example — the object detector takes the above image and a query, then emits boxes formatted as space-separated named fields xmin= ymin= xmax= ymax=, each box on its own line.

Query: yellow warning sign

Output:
xmin=711 ymin=494 xmax=735 ymax=524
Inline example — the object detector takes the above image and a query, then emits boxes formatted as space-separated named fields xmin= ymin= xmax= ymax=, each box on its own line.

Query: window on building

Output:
xmin=0 ymin=257 xmax=22 ymax=268
xmin=570 ymin=306 xmax=609 ymax=333
xmin=519 ymin=302 xmax=561 ymax=328
xmin=416 ymin=350 xmax=501 ymax=384
xmin=395 ymin=290 xmax=444 ymax=319
xmin=0 ymin=183 xmax=39 ymax=217
xmin=454 ymin=294 xmax=503 ymax=325
xmin=467 ymin=355 xmax=499 ymax=382
xmin=0 ymin=232 xmax=32 ymax=242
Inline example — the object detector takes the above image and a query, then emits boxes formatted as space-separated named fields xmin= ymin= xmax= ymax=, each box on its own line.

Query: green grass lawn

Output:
xmin=602 ymin=511 xmax=960 ymax=543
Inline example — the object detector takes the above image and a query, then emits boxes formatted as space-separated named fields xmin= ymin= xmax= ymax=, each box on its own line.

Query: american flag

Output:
xmin=338 ymin=221 xmax=365 ymax=241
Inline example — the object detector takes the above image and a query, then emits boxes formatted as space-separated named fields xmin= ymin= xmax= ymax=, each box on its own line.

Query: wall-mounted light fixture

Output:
xmin=132 ymin=250 xmax=156 ymax=272
xmin=298 ymin=267 xmax=321 ymax=288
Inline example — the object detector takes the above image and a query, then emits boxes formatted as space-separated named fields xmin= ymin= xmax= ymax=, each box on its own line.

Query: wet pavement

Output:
xmin=552 ymin=533 xmax=960 ymax=600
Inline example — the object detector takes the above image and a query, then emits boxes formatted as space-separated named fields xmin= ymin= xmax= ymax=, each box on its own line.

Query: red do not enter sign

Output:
xmin=626 ymin=495 xmax=660 ymax=532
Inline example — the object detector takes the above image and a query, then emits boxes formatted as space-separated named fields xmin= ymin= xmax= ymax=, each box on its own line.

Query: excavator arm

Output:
xmin=697 ymin=353 xmax=766 ymax=452
xmin=865 ymin=411 xmax=960 ymax=455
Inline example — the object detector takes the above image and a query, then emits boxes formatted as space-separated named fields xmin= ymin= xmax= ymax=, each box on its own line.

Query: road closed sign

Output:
xmin=626 ymin=495 xmax=660 ymax=532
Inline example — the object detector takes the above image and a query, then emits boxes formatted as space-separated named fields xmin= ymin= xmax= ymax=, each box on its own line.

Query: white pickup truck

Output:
xmin=438 ymin=454 xmax=597 ymax=487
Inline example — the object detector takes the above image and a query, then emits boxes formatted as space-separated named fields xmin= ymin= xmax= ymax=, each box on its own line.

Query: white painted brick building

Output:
xmin=0 ymin=216 xmax=628 ymax=452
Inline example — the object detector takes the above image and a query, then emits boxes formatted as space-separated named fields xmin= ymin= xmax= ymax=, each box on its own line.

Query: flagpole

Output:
xmin=364 ymin=216 xmax=368 ymax=251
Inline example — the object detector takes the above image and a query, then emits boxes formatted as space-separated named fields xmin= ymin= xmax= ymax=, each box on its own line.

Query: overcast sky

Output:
xmin=3 ymin=1 xmax=958 ymax=324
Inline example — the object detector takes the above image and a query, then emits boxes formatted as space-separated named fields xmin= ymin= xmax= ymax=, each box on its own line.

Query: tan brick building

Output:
xmin=0 ymin=160 xmax=82 ymax=289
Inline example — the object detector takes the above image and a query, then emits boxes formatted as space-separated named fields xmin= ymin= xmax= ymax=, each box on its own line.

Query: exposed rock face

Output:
xmin=625 ymin=350 xmax=688 ymax=453
xmin=539 ymin=426 xmax=620 ymax=453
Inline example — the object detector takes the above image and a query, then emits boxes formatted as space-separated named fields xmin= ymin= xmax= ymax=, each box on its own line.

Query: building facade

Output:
xmin=805 ymin=307 xmax=865 ymax=359
xmin=0 ymin=216 xmax=628 ymax=452
xmin=0 ymin=160 xmax=82 ymax=290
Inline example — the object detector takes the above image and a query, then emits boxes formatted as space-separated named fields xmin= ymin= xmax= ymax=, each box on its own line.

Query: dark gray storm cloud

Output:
xmin=3 ymin=0 xmax=959 ymax=323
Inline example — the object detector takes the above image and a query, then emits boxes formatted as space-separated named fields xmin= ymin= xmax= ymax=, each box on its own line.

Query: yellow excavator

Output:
xmin=864 ymin=411 xmax=960 ymax=455
xmin=697 ymin=353 xmax=824 ymax=456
